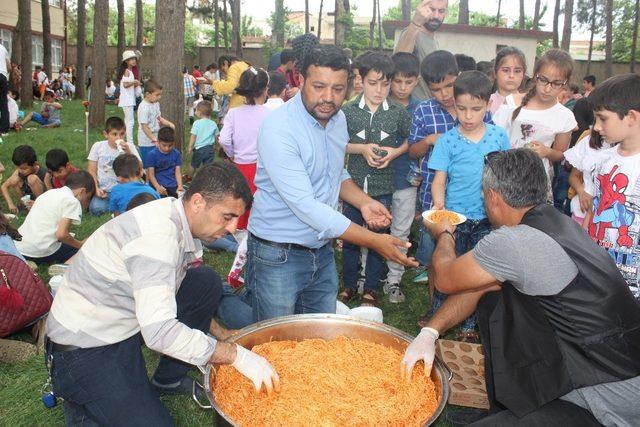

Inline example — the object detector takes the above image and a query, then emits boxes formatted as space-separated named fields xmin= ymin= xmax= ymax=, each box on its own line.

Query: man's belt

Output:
xmin=250 ymin=233 xmax=315 ymax=251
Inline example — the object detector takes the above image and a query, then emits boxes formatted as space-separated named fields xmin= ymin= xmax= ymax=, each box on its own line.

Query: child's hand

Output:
xmin=362 ymin=144 xmax=383 ymax=167
xmin=121 ymin=142 xmax=132 ymax=154
xmin=578 ymin=190 xmax=593 ymax=213
xmin=376 ymin=148 xmax=398 ymax=169
xmin=157 ymin=186 xmax=168 ymax=196
xmin=96 ymin=188 xmax=107 ymax=199
xmin=8 ymin=204 xmax=18 ymax=214
xmin=177 ymin=185 xmax=184 ymax=193
xmin=527 ymin=141 xmax=550 ymax=159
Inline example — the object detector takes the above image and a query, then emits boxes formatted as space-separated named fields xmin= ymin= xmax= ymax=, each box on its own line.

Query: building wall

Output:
xmin=393 ymin=29 xmax=538 ymax=73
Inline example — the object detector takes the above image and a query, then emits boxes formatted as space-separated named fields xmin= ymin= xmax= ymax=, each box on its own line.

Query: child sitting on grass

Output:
xmin=7 ymin=89 xmax=23 ymax=131
xmin=109 ymin=154 xmax=159 ymax=216
xmin=44 ymin=148 xmax=79 ymax=190
xmin=187 ymin=101 xmax=218 ymax=179
xmin=14 ymin=171 xmax=95 ymax=265
xmin=20 ymin=90 xmax=62 ymax=128
xmin=146 ymin=127 xmax=183 ymax=198
xmin=87 ymin=116 xmax=141 ymax=215
xmin=1 ymin=145 xmax=47 ymax=213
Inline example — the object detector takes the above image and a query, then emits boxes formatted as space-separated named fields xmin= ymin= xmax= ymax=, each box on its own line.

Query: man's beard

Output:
xmin=424 ymin=18 xmax=443 ymax=32
xmin=302 ymin=94 xmax=338 ymax=121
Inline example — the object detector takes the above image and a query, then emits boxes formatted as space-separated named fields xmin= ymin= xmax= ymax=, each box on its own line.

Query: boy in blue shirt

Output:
xmin=109 ymin=154 xmax=159 ymax=216
xmin=187 ymin=100 xmax=218 ymax=179
xmin=383 ymin=52 xmax=422 ymax=303
xmin=146 ymin=127 xmax=184 ymax=198
xmin=427 ymin=70 xmax=510 ymax=341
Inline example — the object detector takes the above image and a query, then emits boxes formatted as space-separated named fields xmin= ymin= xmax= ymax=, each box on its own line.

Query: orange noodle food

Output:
xmin=429 ymin=210 xmax=460 ymax=224
xmin=213 ymin=337 xmax=439 ymax=426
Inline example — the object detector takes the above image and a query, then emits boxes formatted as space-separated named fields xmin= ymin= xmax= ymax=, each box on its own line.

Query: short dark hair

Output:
xmin=65 ymin=170 xmax=96 ymax=196
xmin=12 ymin=145 xmax=37 ymax=166
xmin=217 ymin=55 xmax=239 ymax=69
xmin=584 ymin=75 xmax=596 ymax=86
xmin=126 ymin=192 xmax=157 ymax=211
xmin=113 ymin=154 xmax=141 ymax=179
xmin=482 ymin=149 xmax=547 ymax=208
xmin=421 ymin=50 xmax=458 ymax=84
xmin=268 ymin=71 xmax=287 ymax=96
xmin=144 ymin=80 xmax=163 ymax=93
xmin=45 ymin=148 xmax=70 ymax=172
xmin=8 ymin=88 xmax=19 ymax=100
xmin=301 ymin=44 xmax=350 ymax=78
xmin=588 ymin=73 xmax=640 ymax=119
xmin=454 ymin=70 xmax=493 ymax=102
xmin=105 ymin=116 xmax=126 ymax=132
xmin=391 ymin=52 xmax=420 ymax=78
xmin=43 ymin=90 xmax=55 ymax=100
xmin=157 ymin=126 xmax=175 ymax=143
xmin=184 ymin=162 xmax=253 ymax=210
xmin=476 ymin=61 xmax=494 ymax=79
xmin=455 ymin=54 xmax=477 ymax=72
xmin=280 ymin=49 xmax=296 ymax=65
xmin=235 ymin=67 xmax=269 ymax=105
xmin=569 ymin=83 xmax=580 ymax=94
xmin=193 ymin=64 xmax=200 ymax=69
xmin=355 ymin=51 xmax=395 ymax=81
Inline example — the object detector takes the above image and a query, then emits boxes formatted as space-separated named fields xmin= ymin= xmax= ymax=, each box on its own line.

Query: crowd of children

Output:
xmin=2 ymin=41 xmax=640 ymax=346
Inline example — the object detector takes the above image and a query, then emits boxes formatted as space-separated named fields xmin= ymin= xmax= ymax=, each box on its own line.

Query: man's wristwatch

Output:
xmin=437 ymin=230 xmax=455 ymax=242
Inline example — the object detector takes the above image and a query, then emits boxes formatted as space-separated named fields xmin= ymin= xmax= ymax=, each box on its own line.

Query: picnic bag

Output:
xmin=0 ymin=251 xmax=52 ymax=337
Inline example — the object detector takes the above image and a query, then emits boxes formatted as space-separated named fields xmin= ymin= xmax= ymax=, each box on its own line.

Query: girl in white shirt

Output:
xmin=494 ymin=49 xmax=578 ymax=200
xmin=117 ymin=51 xmax=141 ymax=144
xmin=489 ymin=46 xmax=527 ymax=114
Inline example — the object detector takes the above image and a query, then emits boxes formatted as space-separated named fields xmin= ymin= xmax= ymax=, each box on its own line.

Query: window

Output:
xmin=0 ymin=29 xmax=11 ymax=57
xmin=49 ymin=0 xmax=61 ymax=7
xmin=31 ymin=36 xmax=63 ymax=72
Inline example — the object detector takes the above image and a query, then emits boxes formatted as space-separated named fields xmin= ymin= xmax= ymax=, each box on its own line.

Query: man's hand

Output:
xmin=361 ymin=144 xmax=383 ymax=168
xmin=401 ymin=327 xmax=439 ymax=379
xmin=423 ymin=216 xmax=456 ymax=239
xmin=361 ymin=199 xmax=392 ymax=230
xmin=372 ymin=234 xmax=419 ymax=267
xmin=157 ymin=186 xmax=168 ymax=196
xmin=413 ymin=0 xmax=435 ymax=27
xmin=232 ymin=345 xmax=280 ymax=394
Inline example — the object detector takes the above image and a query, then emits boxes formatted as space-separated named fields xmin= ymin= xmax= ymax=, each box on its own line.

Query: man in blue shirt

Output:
xmin=247 ymin=45 xmax=418 ymax=321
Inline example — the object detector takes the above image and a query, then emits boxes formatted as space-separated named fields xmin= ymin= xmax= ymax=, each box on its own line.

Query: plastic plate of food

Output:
xmin=422 ymin=209 xmax=467 ymax=225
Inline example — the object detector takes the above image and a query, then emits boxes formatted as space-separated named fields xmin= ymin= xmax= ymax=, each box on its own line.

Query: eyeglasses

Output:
xmin=535 ymin=74 xmax=567 ymax=90
xmin=483 ymin=151 xmax=501 ymax=176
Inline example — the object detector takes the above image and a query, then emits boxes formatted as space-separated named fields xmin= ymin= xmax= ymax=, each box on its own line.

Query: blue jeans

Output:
xmin=416 ymin=223 xmax=436 ymax=266
xmin=553 ymin=162 xmax=571 ymax=215
xmin=246 ymin=234 xmax=338 ymax=321
xmin=217 ymin=283 xmax=253 ymax=329
xmin=89 ymin=195 xmax=110 ymax=215
xmin=46 ymin=266 xmax=222 ymax=426
xmin=204 ymin=234 xmax=238 ymax=253
xmin=430 ymin=218 xmax=491 ymax=332
xmin=342 ymin=194 xmax=392 ymax=293
xmin=25 ymin=243 xmax=78 ymax=265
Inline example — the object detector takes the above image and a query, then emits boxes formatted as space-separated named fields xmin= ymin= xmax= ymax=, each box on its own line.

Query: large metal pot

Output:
xmin=194 ymin=314 xmax=451 ymax=426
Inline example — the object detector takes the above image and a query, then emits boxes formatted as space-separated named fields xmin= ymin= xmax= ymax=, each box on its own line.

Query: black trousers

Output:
xmin=471 ymin=292 xmax=602 ymax=427
xmin=0 ymin=74 xmax=9 ymax=133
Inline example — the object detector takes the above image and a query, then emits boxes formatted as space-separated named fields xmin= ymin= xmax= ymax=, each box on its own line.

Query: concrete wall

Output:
xmin=571 ymin=61 xmax=640 ymax=85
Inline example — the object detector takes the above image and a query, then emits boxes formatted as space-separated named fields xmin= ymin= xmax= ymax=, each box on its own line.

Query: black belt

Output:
xmin=51 ymin=342 xmax=82 ymax=352
xmin=250 ymin=233 xmax=315 ymax=251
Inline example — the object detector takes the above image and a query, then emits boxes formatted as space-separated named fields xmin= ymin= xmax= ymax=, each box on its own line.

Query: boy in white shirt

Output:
xmin=264 ymin=72 xmax=286 ymax=111
xmin=15 ymin=171 xmax=94 ymax=265
xmin=137 ymin=80 xmax=175 ymax=167
xmin=87 ymin=116 xmax=141 ymax=215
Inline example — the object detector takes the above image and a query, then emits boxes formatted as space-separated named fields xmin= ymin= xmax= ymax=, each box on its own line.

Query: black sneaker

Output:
xmin=445 ymin=407 xmax=491 ymax=426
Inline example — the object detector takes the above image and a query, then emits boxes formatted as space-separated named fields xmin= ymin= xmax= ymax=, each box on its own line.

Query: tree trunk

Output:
xmin=369 ymin=0 xmax=376 ymax=48
xmin=496 ymin=0 xmax=502 ymax=27
xmin=223 ymin=0 xmax=229 ymax=53
xmin=231 ymin=0 xmax=242 ymax=57
xmin=604 ymin=0 xmax=613 ymax=77
xmin=136 ymin=0 xmax=144 ymax=51
xmin=335 ymin=0 xmax=349 ymax=46
xmin=377 ymin=0 xmax=382 ymax=50
xmin=318 ymin=0 xmax=324 ymax=40
xmin=89 ymin=0 xmax=108 ymax=128
xmin=402 ymin=0 xmax=411 ymax=21
xmin=533 ymin=0 xmax=542 ymax=29
xmin=214 ymin=0 xmax=220 ymax=59
xmin=519 ymin=0 xmax=525 ymax=29
xmin=553 ymin=0 xmax=561 ymax=48
xmin=274 ymin=0 xmax=285 ymax=47
xmin=155 ymin=0 xmax=186 ymax=149
xmin=586 ymin=0 xmax=597 ymax=74
xmin=305 ymin=0 xmax=310 ymax=33
xmin=41 ymin=0 xmax=52 ymax=79
xmin=458 ymin=0 xmax=469 ymax=24
xmin=631 ymin=0 xmax=640 ymax=72
xmin=11 ymin=12 xmax=21 ymax=65
xmin=75 ymin=0 xmax=87 ymax=99
xmin=561 ymin=0 xmax=574 ymax=51
xmin=18 ymin=0 xmax=33 ymax=109
xmin=117 ymin=0 xmax=126 ymax=67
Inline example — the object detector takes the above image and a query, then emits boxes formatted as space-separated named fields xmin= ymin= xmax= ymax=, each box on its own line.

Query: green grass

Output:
xmin=0 ymin=100 xmax=451 ymax=426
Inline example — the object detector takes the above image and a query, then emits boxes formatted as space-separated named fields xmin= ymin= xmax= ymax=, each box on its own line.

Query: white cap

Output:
xmin=122 ymin=50 xmax=137 ymax=62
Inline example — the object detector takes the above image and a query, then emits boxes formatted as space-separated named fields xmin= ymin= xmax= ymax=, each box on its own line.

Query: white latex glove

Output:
xmin=232 ymin=345 xmax=280 ymax=394
xmin=401 ymin=327 xmax=439 ymax=380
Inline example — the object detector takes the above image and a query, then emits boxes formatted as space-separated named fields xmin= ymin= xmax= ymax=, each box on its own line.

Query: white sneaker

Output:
xmin=388 ymin=284 xmax=405 ymax=303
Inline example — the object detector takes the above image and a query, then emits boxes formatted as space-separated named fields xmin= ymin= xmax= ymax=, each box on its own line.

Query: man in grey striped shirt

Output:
xmin=45 ymin=163 xmax=279 ymax=426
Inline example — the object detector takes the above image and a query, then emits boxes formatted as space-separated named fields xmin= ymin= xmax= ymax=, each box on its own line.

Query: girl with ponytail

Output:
xmin=493 ymin=49 xmax=577 ymax=200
